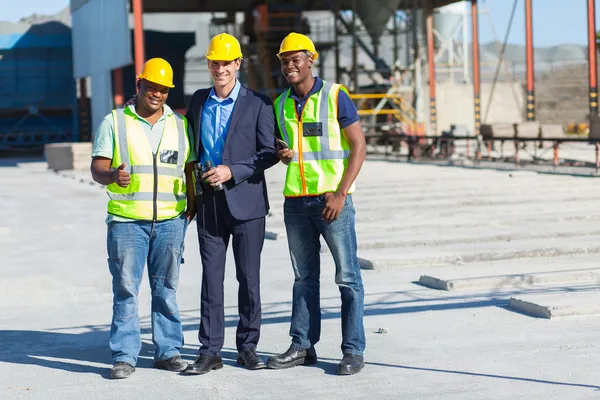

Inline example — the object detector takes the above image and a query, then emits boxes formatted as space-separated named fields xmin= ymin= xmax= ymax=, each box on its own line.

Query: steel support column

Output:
xmin=133 ymin=0 xmax=145 ymax=78
xmin=588 ymin=0 xmax=598 ymax=115
xmin=471 ymin=0 xmax=481 ymax=157
xmin=525 ymin=0 xmax=535 ymax=121
xmin=426 ymin=2 xmax=437 ymax=135
xmin=113 ymin=68 xmax=124 ymax=107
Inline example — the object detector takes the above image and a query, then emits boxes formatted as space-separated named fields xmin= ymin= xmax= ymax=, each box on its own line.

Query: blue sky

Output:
xmin=1 ymin=0 xmax=597 ymax=48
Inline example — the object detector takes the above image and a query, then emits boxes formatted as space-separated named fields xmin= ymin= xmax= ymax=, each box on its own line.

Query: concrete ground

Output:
xmin=1 ymin=155 xmax=600 ymax=399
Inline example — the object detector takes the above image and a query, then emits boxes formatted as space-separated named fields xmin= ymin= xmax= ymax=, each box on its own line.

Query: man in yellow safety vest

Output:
xmin=266 ymin=33 xmax=368 ymax=375
xmin=90 ymin=58 xmax=196 ymax=379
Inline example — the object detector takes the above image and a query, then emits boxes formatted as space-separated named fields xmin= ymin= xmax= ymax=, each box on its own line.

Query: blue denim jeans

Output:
xmin=106 ymin=214 xmax=188 ymax=366
xmin=284 ymin=194 xmax=365 ymax=356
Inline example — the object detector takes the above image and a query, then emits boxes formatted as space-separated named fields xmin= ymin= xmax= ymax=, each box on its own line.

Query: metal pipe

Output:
xmin=426 ymin=1 xmax=437 ymax=135
xmin=351 ymin=0 xmax=358 ymax=92
xmin=525 ymin=0 xmax=535 ymax=121
xmin=113 ymin=68 xmax=124 ymax=107
xmin=334 ymin=10 xmax=341 ymax=83
xmin=133 ymin=0 xmax=145 ymax=80
xmin=462 ymin=4 xmax=470 ymax=83
xmin=588 ymin=0 xmax=598 ymax=115
xmin=471 ymin=0 xmax=481 ymax=157
xmin=78 ymin=78 xmax=90 ymax=142
xmin=393 ymin=11 xmax=399 ymax=66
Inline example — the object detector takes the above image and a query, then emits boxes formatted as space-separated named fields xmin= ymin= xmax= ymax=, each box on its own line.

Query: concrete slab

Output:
xmin=416 ymin=256 xmax=600 ymax=291
xmin=508 ymin=291 xmax=600 ymax=319
xmin=356 ymin=234 xmax=600 ymax=269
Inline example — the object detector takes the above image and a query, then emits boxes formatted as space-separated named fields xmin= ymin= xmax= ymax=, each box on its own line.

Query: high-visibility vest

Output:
xmin=274 ymin=80 xmax=354 ymax=197
xmin=106 ymin=107 xmax=191 ymax=221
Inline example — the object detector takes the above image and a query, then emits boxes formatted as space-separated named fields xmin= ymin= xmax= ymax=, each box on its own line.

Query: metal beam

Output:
xmin=133 ymin=0 xmax=146 ymax=79
xmin=525 ymin=0 xmax=535 ymax=121
xmin=588 ymin=0 xmax=598 ymax=115
xmin=426 ymin=0 xmax=437 ymax=135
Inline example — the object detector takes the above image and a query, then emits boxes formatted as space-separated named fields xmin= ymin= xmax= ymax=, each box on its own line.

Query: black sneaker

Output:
xmin=111 ymin=361 xmax=135 ymax=379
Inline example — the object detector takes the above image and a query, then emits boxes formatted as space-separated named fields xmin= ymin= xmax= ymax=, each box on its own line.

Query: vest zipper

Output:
xmin=152 ymin=152 xmax=158 ymax=221
xmin=294 ymin=100 xmax=307 ymax=195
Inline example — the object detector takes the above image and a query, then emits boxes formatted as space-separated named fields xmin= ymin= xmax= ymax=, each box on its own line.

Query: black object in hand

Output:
xmin=193 ymin=163 xmax=204 ymax=196
xmin=204 ymin=160 xmax=224 ymax=191
xmin=275 ymin=138 xmax=290 ymax=150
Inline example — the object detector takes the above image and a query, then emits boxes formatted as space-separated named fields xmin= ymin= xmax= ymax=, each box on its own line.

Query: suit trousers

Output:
xmin=196 ymin=190 xmax=265 ymax=355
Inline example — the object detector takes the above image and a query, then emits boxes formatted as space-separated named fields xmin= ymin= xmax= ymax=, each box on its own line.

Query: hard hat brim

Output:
xmin=137 ymin=76 xmax=175 ymax=89
xmin=206 ymin=55 xmax=244 ymax=62
xmin=276 ymin=50 xmax=319 ymax=61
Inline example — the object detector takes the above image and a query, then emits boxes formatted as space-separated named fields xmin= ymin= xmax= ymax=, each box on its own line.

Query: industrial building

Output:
xmin=2 ymin=0 xmax=600 ymax=168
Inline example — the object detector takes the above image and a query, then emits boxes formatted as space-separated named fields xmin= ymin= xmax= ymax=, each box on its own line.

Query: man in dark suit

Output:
xmin=182 ymin=33 xmax=278 ymax=375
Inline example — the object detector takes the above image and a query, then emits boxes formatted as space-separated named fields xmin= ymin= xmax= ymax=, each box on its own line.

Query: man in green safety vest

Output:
xmin=90 ymin=58 xmax=196 ymax=379
xmin=266 ymin=33 xmax=368 ymax=375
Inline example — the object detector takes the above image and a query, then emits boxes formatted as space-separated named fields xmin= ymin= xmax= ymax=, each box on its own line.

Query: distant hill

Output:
xmin=475 ymin=41 xmax=587 ymax=66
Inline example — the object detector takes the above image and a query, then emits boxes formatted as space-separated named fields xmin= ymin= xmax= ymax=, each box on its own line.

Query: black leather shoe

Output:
xmin=182 ymin=354 xmax=223 ymax=375
xmin=237 ymin=348 xmax=266 ymax=370
xmin=337 ymin=354 xmax=364 ymax=375
xmin=111 ymin=361 xmax=135 ymax=379
xmin=153 ymin=355 xmax=188 ymax=372
xmin=304 ymin=347 xmax=318 ymax=366
xmin=267 ymin=346 xmax=318 ymax=369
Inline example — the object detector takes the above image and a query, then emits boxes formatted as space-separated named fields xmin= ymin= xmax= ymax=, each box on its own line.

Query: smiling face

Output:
xmin=279 ymin=51 xmax=313 ymax=85
xmin=137 ymin=79 xmax=169 ymax=114
xmin=208 ymin=59 xmax=241 ymax=90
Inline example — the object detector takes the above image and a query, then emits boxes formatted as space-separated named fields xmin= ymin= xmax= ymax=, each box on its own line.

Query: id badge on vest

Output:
xmin=303 ymin=122 xmax=323 ymax=137
xmin=160 ymin=150 xmax=179 ymax=164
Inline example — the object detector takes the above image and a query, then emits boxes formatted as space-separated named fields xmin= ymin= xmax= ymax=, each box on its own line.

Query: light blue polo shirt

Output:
xmin=200 ymin=79 xmax=241 ymax=166
xmin=92 ymin=104 xmax=197 ymax=223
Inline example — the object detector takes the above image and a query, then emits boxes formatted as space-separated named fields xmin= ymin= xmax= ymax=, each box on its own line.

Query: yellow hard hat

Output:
xmin=205 ymin=33 xmax=243 ymax=61
xmin=137 ymin=58 xmax=175 ymax=88
xmin=277 ymin=32 xmax=319 ymax=60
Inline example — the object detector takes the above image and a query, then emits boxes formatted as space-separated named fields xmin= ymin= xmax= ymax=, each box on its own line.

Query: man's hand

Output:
xmin=277 ymin=148 xmax=294 ymax=165
xmin=123 ymin=95 xmax=137 ymax=107
xmin=113 ymin=163 xmax=130 ymax=187
xmin=322 ymin=191 xmax=346 ymax=222
xmin=202 ymin=165 xmax=232 ymax=186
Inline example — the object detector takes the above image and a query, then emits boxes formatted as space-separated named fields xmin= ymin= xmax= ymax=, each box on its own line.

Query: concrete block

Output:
xmin=589 ymin=113 xmax=600 ymax=140
xmin=44 ymin=142 xmax=92 ymax=171
xmin=480 ymin=123 xmax=516 ymax=139
xmin=419 ymin=268 xmax=600 ymax=291
xmin=264 ymin=231 xmax=279 ymax=241
xmin=540 ymin=124 xmax=567 ymax=139
xmin=358 ymin=257 xmax=375 ymax=270
xmin=516 ymin=122 xmax=541 ymax=139
xmin=508 ymin=292 xmax=600 ymax=319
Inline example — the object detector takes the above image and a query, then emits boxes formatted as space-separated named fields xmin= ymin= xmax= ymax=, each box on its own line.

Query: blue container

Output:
xmin=0 ymin=21 xmax=78 ymax=149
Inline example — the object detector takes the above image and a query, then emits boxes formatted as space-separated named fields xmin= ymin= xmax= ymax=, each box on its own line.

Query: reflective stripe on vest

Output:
xmin=275 ymin=80 xmax=354 ymax=197
xmin=106 ymin=107 xmax=190 ymax=221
